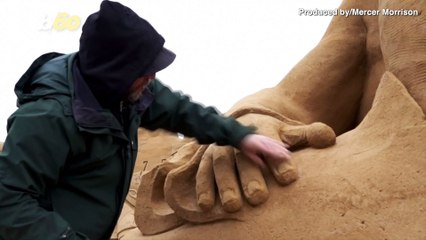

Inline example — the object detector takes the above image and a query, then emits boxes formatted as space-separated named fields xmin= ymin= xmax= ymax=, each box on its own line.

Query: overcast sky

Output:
xmin=0 ymin=0 xmax=342 ymax=141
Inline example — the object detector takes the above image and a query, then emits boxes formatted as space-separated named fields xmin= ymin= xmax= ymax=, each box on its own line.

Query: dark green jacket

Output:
xmin=0 ymin=53 xmax=253 ymax=240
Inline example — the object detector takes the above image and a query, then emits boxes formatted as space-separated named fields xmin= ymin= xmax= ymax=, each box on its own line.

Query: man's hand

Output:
xmin=239 ymin=134 xmax=291 ymax=169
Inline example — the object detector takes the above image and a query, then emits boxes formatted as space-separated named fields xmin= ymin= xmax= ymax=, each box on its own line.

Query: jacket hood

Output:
xmin=77 ymin=1 xmax=166 ymax=108
xmin=14 ymin=52 xmax=72 ymax=107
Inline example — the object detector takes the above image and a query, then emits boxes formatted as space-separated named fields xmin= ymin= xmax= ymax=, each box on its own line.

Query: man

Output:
xmin=0 ymin=1 xmax=291 ymax=239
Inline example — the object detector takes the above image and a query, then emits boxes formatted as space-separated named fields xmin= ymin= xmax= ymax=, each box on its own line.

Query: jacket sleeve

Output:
xmin=0 ymin=100 xmax=89 ymax=240
xmin=139 ymin=80 xmax=255 ymax=148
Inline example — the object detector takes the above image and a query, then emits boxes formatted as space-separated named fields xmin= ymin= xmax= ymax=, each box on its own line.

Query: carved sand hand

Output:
xmin=196 ymin=111 xmax=336 ymax=213
xmin=131 ymin=109 xmax=336 ymax=234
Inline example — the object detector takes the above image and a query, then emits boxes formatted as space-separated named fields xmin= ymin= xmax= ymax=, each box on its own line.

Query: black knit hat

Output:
xmin=78 ymin=0 xmax=175 ymax=107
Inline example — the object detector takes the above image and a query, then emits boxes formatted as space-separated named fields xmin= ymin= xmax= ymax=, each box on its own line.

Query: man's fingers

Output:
xmin=259 ymin=135 xmax=298 ymax=185
xmin=246 ymin=151 xmax=267 ymax=169
xmin=260 ymin=136 xmax=292 ymax=163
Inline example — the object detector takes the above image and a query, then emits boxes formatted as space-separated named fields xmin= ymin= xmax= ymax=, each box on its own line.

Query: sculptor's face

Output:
xmin=127 ymin=74 xmax=155 ymax=102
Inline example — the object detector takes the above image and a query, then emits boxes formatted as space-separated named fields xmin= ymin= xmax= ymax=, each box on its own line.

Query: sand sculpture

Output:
xmin=112 ymin=0 xmax=426 ymax=239
xmin=115 ymin=72 xmax=425 ymax=240
xmin=99 ymin=0 xmax=426 ymax=238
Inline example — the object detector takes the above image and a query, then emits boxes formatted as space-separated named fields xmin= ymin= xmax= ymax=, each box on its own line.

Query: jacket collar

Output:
xmin=71 ymin=58 xmax=154 ymax=133
xmin=72 ymin=60 xmax=122 ymax=130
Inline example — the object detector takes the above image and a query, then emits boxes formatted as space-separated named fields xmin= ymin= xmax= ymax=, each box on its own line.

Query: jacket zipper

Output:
xmin=112 ymin=101 xmax=129 ymax=236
